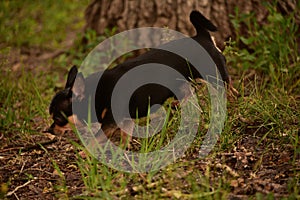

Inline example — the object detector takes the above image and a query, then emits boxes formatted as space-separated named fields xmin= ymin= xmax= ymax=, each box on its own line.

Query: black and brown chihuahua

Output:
xmin=48 ymin=10 xmax=237 ymax=145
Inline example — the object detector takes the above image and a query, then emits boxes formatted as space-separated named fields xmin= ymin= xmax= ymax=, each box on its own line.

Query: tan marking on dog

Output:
xmin=52 ymin=115 xmax=82 ymax=134
xmin=67 ymin=115 xmax=82 ymax=125
xmin=101 ymin=108 xmax=108 ymax=119
xmin=52 ymin=123 xmax=72 ymax=135
xmin=211 ymin=36 xmax=222 ymax=53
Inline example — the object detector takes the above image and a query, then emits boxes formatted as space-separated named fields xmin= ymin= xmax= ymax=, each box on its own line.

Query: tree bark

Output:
xmin=84 ymin=0 xmax=298 ymax=49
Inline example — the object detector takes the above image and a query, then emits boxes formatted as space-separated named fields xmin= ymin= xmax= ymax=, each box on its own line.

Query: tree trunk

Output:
xmin=84 ymin=0 xmax=298 ymax=49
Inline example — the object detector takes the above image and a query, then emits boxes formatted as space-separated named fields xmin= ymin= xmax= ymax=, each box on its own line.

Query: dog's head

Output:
xmin=48 ymin=66 xmax=85 ymax=134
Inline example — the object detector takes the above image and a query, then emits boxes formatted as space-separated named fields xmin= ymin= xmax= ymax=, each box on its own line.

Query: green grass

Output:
xmin=0 ymin=0 xmax=299 ymax=199
xmin=0 ymin=67 xmax=50 ymax=134
xmin=0 ymin=0 xmax=89 ymax=48
xmin=228 ymin=1 xmax=300 ymax=93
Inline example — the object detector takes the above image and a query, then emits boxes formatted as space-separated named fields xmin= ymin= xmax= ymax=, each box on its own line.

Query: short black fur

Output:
xmin=48 ymin=10 xmax=230 ymax=134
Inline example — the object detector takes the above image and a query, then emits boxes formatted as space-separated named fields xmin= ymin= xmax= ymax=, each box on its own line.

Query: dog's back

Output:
xmin=94 ymin=11 xmax=229 ymax=124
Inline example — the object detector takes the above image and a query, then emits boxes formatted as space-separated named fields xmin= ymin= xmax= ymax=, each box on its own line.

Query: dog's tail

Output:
xmin=190 ymin=10 xmax=217 ymax=33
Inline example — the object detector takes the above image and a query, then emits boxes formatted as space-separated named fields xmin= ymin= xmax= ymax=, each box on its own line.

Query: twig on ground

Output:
xmin=0 ymin=139 xmax=57 ymax=153
xmin=6 ymin=178 xmax=36 ymax=197
xmin=215 ymin=163 xmax=239 ymax=177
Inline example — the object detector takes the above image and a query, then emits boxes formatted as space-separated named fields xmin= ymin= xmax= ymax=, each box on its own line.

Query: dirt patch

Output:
xmin=0 ymin=129 xmax=84 ymax=199
xmin=1 ymin=119 xmax=299 ymax=199
xmin=215 ymin=134 xmax=298 ymax=199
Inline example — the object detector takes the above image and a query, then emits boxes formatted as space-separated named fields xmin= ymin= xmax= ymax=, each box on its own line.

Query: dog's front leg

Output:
xmin=119 ymin=119 xmax=134 ymax=149
xmin=99 ymin=120 xmax=134 ymax=149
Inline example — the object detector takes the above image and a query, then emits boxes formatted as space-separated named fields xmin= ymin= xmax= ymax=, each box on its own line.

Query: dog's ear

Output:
xmin=65 ymin=66 xmax=85 ymax=101
xmin=65 ymin=66 xmax=78 ymax=89
xmin=72 ymin=72 xmax=85 ymax=101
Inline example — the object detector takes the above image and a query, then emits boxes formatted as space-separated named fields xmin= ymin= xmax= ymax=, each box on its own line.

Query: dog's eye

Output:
xmin=53 ymin=116 xmax=68 ymax=126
